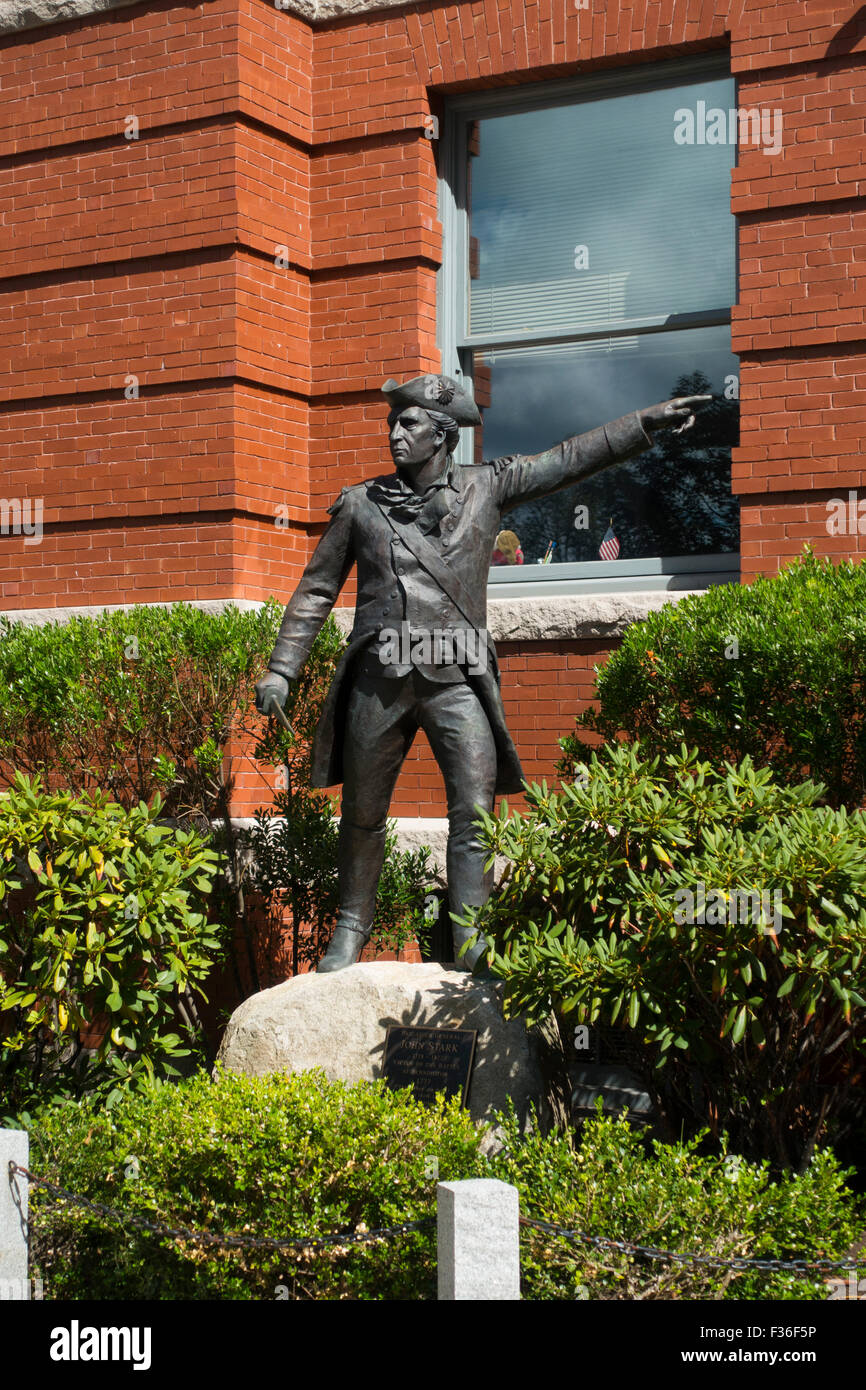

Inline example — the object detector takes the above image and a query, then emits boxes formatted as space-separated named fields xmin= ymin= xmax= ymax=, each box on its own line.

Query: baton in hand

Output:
xmin=258 ymin=685 xmax=294 ymax=738
xmin=269 ymin=701 xmax=293 ymax=736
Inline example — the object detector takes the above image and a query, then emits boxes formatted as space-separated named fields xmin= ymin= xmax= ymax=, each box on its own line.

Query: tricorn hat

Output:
xmin=382 ymin=373 xmax=482 ymax=426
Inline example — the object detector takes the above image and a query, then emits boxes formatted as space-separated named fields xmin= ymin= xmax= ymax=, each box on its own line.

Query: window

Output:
xmin=438 ymin=56 xmax=740 ymax=592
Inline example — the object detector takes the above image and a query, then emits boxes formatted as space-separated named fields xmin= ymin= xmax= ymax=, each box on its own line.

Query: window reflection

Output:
xmin=469 ymin=76 xmax=737 ymax=334
xmin=475 ymin=329 xmax=739 ymax=564
xmin=459 ymin=69 xmax=740 ymax=571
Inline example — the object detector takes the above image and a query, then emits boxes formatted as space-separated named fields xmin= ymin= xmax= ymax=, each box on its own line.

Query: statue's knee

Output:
xmin=340 ymin=813 xmax=388 ymax=839
xmin=446 ymin=817 xmax=485 ymax=854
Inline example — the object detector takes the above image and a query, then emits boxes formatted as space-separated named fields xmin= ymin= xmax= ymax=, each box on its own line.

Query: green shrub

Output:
xmin=28 ymin=1072 xmax=864 ymax=1300
xmin=0 ymin=600 xmax=287 ymax=819
xmin=0 ymin=602 xmax=434 ymax=987
xmin=0 ymin=774 xmax=221 ymax=1119
xmin=561 ymin=551 xmax=866 ymax=808
xmin=462 ymin=742 xmax=866 ymax=1169
xmin=490 ymin=1106 xmax=865 ymax=1301
xmin=0 ymin=599 xmax=272 ymax=999
xmin=30 ymin=1068 xmax=485 ymax=1301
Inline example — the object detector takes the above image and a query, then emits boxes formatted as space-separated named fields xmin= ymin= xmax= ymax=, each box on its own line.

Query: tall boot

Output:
xmin=446 ymin=808 xmax=494 ymax=974
xmin=317 ymin=817 xmax=387 ymax=974
xmin=452 ymin=922 xmax=491 ymax=973
xmin=317 ymin=912 xmax=371 ymax=973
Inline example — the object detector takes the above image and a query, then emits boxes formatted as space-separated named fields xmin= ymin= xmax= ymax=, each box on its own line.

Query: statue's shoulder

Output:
xmin=326 ymin=480 xmax=369 ymax=517
xmin=470 ymin=455 xmax=519 ymax=478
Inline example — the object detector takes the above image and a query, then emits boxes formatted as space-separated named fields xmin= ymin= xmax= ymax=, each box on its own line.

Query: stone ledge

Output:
xmin=0 ymin=588 xmax=699 ymax=639
xmin=332 ymin=589 xmax=705 ymax=644
xmin=0 ymin=0 xmax=420 ymax=36
xmin=390 ymin=815 xmax=448 ymax=864
xmin=488 ymin=589 xmax=705 ymax=642
xmin=232 ymin=812 xmax=449 ymax=866
xmin=0 ymin=598 xmax=264 ymax=626
xmin=1 ymin=0 xmax=142 ymax=35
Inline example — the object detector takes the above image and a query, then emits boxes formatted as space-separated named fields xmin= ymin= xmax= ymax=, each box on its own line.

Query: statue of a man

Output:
xmin=255 ymin=374 xmax=710 ymax=973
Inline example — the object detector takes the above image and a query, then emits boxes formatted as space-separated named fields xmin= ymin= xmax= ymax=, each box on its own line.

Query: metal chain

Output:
xmin=519 ymin=1214 xmax=866 ymax=1274
xmin=8 ymin=1163 xmax=434 ymax=1252
xmin=11 ymin=1161 xmax=864 ymax=1274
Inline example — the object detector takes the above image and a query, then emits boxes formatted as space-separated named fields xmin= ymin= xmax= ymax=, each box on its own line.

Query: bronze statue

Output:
xmin=255 ymin=374 xmax=710 ymax=974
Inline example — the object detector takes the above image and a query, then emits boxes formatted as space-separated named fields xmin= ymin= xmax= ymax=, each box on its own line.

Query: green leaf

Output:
xmin=819 ymin=897 xmax=845 ymax=919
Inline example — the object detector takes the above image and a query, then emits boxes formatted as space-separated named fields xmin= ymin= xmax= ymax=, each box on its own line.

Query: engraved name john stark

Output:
xmin=255 ymin=374 xmax=711 ymax=975
xmin=382 ymin=1026 xmax=477 ymax=1108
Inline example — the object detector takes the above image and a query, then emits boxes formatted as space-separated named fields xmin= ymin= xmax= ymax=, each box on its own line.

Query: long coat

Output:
xmin=267 ymin=409 xmax=652 ymax=795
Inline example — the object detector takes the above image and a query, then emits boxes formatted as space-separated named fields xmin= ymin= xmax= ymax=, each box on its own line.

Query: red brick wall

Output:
xmin=0 ymin=0 xmax=318 ymax=631
xmin=1 ymin=0 xmax=864 ymax=818
xmin=731 ymin=0 xmax=866 ymax=576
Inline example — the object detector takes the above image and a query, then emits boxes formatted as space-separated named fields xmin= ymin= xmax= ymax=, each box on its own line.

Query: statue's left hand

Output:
xmin=640 ymin=394 xmax=713 ymax=436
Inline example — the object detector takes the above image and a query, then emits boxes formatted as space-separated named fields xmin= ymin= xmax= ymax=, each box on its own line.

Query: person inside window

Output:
xmin=491 ymin=529 xmax=523 ymax=566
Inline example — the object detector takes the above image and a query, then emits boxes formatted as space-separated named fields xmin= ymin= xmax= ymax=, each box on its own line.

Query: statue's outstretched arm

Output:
xmin=494 ymin=395 xmax=712 ymax=512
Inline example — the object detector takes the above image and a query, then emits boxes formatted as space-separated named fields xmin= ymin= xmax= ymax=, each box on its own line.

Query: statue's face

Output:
xmin=388 ymin=406 xmax=445 ymax=470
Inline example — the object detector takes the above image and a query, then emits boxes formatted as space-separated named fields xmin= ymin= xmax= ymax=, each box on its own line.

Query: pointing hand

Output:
xmin=640 ymin=395 xmax=713 ymax=436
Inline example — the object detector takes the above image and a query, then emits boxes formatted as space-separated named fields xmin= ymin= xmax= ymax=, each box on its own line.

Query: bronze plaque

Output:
xmin=382 ymin=1025 xmax=477 ymax=1108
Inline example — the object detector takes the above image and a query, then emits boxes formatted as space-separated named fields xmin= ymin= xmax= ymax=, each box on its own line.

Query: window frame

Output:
xmin=436 ymin=52 xmax=740 ymax=594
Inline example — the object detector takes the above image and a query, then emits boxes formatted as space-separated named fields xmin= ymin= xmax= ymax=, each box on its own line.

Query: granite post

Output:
xmin=0 ymin=1129 xmax=29 ymax=1300
xmin=437 ymin=1178 xmax=520 ymax=1300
